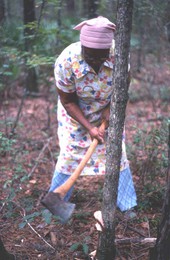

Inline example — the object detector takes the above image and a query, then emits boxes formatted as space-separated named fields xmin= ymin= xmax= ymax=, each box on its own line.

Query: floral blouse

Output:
xmin=54 ymin=41 xmax=129 ymax=175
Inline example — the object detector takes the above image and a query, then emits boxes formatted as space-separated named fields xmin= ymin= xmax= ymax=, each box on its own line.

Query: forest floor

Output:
xmin=0 ymin=55 xmax=170 ymax=260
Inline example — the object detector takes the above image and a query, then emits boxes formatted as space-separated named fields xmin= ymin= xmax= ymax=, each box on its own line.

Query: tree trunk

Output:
xmin=0 ymin=238 xmax=15 ymax=260
xmin=165 ymin=22 xmax=170 ymax=43
xmin=87 ymin=0 xmax=98 ymax=19
xmin=96 ymin=0 xmax=133 ymax=259
xmin=0 ymin=0 xmax=5 ymax=23
xmin=23 ymin=0 xmax=38 ymax=92
xmin=135 ymin=4 xmax=144 ymax=72
xmin=150 ymin=124 xmax=170 ymax=260
xmin=66 ymin=0 xmax=75 ymax=14
xmin=81 ymin=0 xmax=98 ymax=18
xmin=56 ymin=0 xmax=62 ymax=47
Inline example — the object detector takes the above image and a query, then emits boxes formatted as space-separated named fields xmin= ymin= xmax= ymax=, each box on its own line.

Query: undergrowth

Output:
xmin=127 ymin=119 xmax=169 ymax=212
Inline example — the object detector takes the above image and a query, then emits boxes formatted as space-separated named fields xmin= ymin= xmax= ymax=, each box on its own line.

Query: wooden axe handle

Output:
xmin=53 ymin=120 xmax=107 ymax=197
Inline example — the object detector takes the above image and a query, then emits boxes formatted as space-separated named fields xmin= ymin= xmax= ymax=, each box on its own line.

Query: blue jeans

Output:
xmin=49 ymin=171 xmax=74 ymax=202
xmin=49 ymin=167 xmax=137 ymax=211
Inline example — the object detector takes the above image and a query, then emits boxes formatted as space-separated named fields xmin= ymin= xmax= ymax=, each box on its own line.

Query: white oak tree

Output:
xmin=96 ymin=0 xmax=134 ymax=259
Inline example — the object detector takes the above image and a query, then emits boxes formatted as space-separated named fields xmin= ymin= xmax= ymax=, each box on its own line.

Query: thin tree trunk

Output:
xmin=96 ymin=0 xmax=133 ymax=259
xmin=23 ymin=0 xmax=38 ymax=92
xmin=136 ymin=6 xmax=144 ymax=73
xmin=66 ymin=0 xmax=75 ymax=14
xmin=0 ymin=238 xmax=15 ymax=260
xmin=80 ymin=0 xmax=98 ymax=18
xmin=165 ymin=22 xmax=170 ymax=43
xmin=150 ymin=124 xmax=170 ymax=260
xmin=0 ymin=0 xmax=5 ymax=23
xmin=88 ymin=0 xmax=98 ymax=19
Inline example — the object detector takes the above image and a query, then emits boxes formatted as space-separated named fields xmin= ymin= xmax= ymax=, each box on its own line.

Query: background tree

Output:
xmin=0 ymin=0 xmax=5 ymax=23
xmin=0 ymin=237 xmax=15 ymax=260
xmin=66 ymin=0 xmax=75 ymax=16
xmin=150 ymin=124 xmax=170 ymax=260
xmin=96 ymin=0 xmax=133 ymax=259
xmin=164 ymin=0 xmax=170 ymax=42
xmin=87 ymin=0 xmax=98 ymax=18
xmin=0 ymin=0 xmax=169 ymax=96
xmin=23 ymin=0 xmax=38 ymax=93
xmin=0 ymin=0 xmax=169 ymax=259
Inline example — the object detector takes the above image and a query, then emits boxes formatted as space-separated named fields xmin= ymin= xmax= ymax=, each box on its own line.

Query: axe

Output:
xmin=41 ymin=121 xmax=107 ymax=224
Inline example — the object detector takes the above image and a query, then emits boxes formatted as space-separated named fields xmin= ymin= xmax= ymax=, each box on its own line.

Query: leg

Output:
xmin=117 ymin=166 xmax=137 ymax=211
xmin=49 ymin=170 xmax=74 ymax=202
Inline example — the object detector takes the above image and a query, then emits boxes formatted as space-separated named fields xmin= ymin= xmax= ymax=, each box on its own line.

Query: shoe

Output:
xmin=124 ymin=208 xmax=137 ymax=220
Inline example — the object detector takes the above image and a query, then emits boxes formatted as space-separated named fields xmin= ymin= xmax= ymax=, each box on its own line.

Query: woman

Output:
xmin=43 ymin=16 xmax=137 ymax=214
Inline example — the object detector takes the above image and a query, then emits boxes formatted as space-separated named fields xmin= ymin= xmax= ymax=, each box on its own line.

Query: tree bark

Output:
xmin=150 ymin=124 xmax=170 ymax=260
xmin=135 ymin=3 xmax=144 ymax=72
xmin=115 ymin=237 xmax=156 ymax=247
xmin=87 ymin=0 xmax=98 ymax=19
xmin=165 ymin=22 xmax=170 ymax=43
xmin=23 ymin=0 xmax=36 ymax=51
xmin=23 ymin=0 xmax=38 ymax=92
xmin=96 ymin=0 xmax=133 ymax=259
xmin=80 ymin=0 xmax=98 ymax=18
xmin=0 ymin=0 xmax=5 ymax=24
xmin=0 ymin=238 xmax=15 ymax=260
xmin=66 ymin=0 xmax=75 ymax=14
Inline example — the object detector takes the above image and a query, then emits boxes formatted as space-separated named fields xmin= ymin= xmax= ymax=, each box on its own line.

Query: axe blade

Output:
xmin=41 ymin=192 xmax=75 ymax=224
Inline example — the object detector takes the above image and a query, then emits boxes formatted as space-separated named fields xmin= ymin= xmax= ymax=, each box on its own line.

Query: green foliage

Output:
xmin=41 ymin=209 xmax=52 ymax=224
xmin=69 ymin=241 xmax=89 ymax=255
xmin=19 ymin=211 xmax=41 ymax=228
xmin=138 ymin=184 xmax=165 ymax=211
xmin=0 ymin=132 xmax=16 ymax=156
xmin=1 ymin=1 xmax=169 ymax=240
xmin=132 ymin=0 xmax=169 ymax=57
xmin=0 ymin=47 xmax=22 ymax=92
xmin=0 ymin=23 xmax=24 ymax=92
xmin=70 ymin=242 xmax=80 ymax=251
xmin=129 ymin=76 xmax=170 ymax=104
xmin=128 ymin=119 xmax=169 ymax=212
xmin=0 ymin=0 xmax=168 ymax=94
xmin=74 ymin=211 xmax=91 ymax=224
xmin=160 ymin=86 xmax=170 ymax=101
xmin=0 ymin=21 xmax=24 ymax=48
xmin=2 ymin=201 xmax=18 ymax=218
xmin=0 ymin=16 xmax=80 ymax=94
xmin=129 ymin=120 xmax=168 ymax=180
xmin=149 ymin=216 xmax=160 ymax=231
xmin=131 ymin=36 xmax=140 ymax=48
xmin=2 ymin=183 xmax=54 ymax=228
xmin=26 ymin=54 xmax=54 ymax=68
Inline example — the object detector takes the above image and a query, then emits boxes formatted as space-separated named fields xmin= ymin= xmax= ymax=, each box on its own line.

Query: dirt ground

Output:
xmin=0 ymin=56 xmax=170 ymax=259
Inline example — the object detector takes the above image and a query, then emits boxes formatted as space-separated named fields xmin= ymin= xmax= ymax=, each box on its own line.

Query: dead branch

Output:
xmin=37 ymin=0 xmax=47 ymax=32
xmin=11 ymin=90 xmax=27 ymax=135
xmin=28 ymin=137 xmax=53 ymax=178
xmin=12 ymin=201 xmax=55 ymax=251
xmin=167 ymin=123 xmax=170 ymax=183
xmin=115 ymin=237 xmax=156 ymax=247
xmin=2 ymin=105 xmax=9 ymax=136
xmin=118 ymin=216 xmax=146 ymax=238
xmin=90 ymin=238 xmax=156 ymax=260
xmin=47 ymin=145 xmax=56 ymax=170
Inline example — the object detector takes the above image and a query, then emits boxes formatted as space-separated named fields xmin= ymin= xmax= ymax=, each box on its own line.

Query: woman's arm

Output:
xmin=101 ymin=103 xmax=110 ymax=128
xmin=57 ymin=88 xmax=105 ymax=143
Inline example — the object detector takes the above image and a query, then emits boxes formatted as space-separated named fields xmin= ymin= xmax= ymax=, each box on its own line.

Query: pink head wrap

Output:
xmin=73 ymin=16 xmax=116 ymax=49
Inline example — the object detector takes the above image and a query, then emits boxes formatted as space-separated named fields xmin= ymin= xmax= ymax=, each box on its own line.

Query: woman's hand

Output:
xmin=89 ymin=126 xmax=105 ymax=144
xmin=57 ymin=88 xmax=108 ymax=143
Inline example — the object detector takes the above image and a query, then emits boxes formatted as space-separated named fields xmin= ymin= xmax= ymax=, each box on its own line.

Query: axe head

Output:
xmin=41 ymin=192 xmax=75 ymax=224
